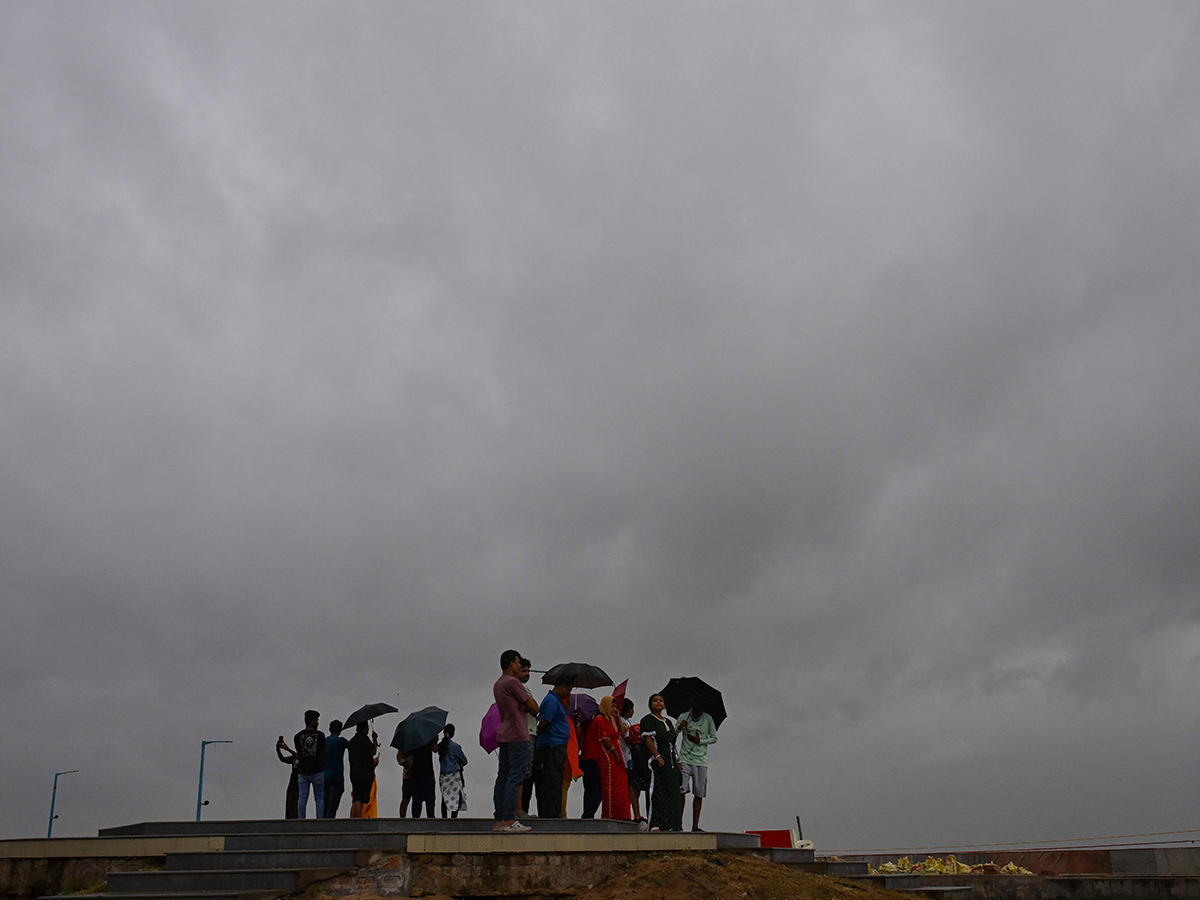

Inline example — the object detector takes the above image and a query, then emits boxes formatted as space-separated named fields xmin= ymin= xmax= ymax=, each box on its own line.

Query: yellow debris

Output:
xmin=871 ymin=857 xmax=1033 ymax=877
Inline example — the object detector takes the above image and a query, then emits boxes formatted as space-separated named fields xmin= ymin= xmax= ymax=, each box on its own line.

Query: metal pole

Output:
xmin=196 ymin=741 xmax=232 ymax=821
xmin=48 ymin=770 xmax=79 ymax=838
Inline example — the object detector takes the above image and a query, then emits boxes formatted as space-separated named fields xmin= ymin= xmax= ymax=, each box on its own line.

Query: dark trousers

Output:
xmin=581 ymin=758 xmax=601 ymax=818
xmin=410 ymin=775 xmax=436 ymax=817
xmin=535 ymin=744 xmax=568 ymax=819
xmin=493 ymin=739 xmax=532 ymax=821
xmin=322 ymin=777 xmax=344 ymax=819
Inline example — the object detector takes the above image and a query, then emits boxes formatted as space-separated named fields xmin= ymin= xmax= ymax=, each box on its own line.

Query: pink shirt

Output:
xmin=493 ymin=675 xmax=530 ymax=744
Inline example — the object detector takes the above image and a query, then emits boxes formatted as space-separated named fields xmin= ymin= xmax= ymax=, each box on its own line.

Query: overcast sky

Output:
xmin=3 ymin=1 xmax=1198 ymax=852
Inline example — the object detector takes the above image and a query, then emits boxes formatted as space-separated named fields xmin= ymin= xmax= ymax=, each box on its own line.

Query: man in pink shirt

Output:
xmin=493 ymin=649 xmax=540 ymax=831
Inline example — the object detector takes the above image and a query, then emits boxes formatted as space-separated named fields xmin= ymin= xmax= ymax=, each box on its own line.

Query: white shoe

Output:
xmin=500 ymin=821 xmax=531 ymax=832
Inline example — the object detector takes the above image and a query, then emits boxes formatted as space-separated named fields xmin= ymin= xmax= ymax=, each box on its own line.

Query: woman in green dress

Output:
xmin=640 ymin=693 xmax=683 ymax=831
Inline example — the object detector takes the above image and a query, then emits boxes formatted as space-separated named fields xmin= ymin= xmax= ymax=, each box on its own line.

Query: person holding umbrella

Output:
xmin=346 ymin=720 xmax=379 ymax=819
xmin=676 ymin=697 xmax=718 ymax=832
xmin=409 ymin=736 xmax=438 ymax=817
xmin=390 ymin=706 xmax=449 ymax=818
xmin=535 ymin=677 xmax=573 ymax=819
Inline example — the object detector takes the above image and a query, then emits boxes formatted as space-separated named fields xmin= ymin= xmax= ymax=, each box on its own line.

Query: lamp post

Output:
xmin=196 ymin=740 xmax=232 ymax=821
xmin=48 ymin=769 xmax=79 ymax=838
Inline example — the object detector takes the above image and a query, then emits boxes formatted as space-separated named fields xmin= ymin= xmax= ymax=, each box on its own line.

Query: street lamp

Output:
xmin=196 ymin=740 xmax=232 ymax=821
xmin=48 ymin=769 xmax=79 ymax=838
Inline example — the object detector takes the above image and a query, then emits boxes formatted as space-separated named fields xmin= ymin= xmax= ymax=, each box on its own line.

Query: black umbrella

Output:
xmin=541 ymin=662 xmax=613 ymax=689
xmin=343 ymin=702 xmax=399 ymax=730
xmin=389 ymin=706 xmax=449 ymax=753
xmin=658 ymin=676 xmax=726 ymax=729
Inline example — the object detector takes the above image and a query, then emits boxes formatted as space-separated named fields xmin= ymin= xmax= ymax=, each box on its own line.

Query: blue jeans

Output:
xmin=322 ymin=777 xmax=344 ymax=819
xmin=297 ymin=772 xmax=324 ymax=819
xmin=493 ymin=739 xmax=531 ymax=821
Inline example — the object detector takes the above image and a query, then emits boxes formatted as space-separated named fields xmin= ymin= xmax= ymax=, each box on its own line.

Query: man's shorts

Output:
xmin=351 ymin=779 xmax=374 ymax=803
xmin=680 ymin=763 xmax=707 ymax=798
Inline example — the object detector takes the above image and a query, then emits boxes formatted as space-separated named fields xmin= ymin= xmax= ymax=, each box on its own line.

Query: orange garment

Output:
xmin=560 ymin=714 xmax=582 ymax=817
xmin=364 ymin=779 xmax=378 ymax=818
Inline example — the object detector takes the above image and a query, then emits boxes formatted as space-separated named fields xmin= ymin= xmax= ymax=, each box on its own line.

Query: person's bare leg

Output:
xmin=631 ymin=789 xmax=642 ymax=819
xmin=350 ymin=801 xmax=363 ymax=819
xmin=691 ymin=797 xmax=703 ymax=831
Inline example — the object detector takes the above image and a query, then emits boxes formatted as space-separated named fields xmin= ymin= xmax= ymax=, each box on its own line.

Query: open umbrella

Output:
xmin=390 ymin=706 xmax=449 ymax=753
xmin=658 ymin=676 xmax=726 ymax=729
xmin=343 ymin=702 xmax=399 ymax=729
xmin=566 ymin=692 xmax=599 ymax=721
xmin=541 ymin=662 xmax=613 ymax=689
xmin=479 ymin=703 xmax=501 ymax=754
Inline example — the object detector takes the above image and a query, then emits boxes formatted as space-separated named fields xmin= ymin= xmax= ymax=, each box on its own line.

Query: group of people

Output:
xmin=274 ymin=652 xmax=719 ymax=831
xmin=491 ymin=650 xmax=718 ymax=833
xmin=276 ymin=710 xmax=469 ymax=820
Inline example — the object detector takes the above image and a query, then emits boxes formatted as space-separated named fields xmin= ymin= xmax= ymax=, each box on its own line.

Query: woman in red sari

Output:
xmin=586 ymin=696 xmax=631 ymax=820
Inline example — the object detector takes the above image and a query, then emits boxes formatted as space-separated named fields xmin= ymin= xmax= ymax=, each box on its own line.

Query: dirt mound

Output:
xmin=573 ymin=853 xmax=911 ymax=900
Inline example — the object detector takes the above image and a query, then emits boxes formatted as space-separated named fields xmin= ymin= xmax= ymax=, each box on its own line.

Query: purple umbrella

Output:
xmin=567 ymin=693 xmax=599 ymax=721
xmin=479 ymin=703 xmax=501 ymax=754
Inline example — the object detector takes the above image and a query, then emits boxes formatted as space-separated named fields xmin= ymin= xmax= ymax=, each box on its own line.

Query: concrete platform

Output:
xmin=98 ymin=818 xmax=643 ymax=838
xmin=0 ymin=837 xmax=226 ymax=858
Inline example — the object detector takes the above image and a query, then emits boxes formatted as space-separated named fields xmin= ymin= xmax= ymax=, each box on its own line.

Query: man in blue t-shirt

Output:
xmin=534 ymin=679 xmax=572 ymax=819
xmin=322 ymin=719 xmax=349 ymax=818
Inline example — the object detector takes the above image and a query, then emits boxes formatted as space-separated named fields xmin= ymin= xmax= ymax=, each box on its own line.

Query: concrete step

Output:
xmin=843 ymin=875 xmax=973 ymax=899
xmin=222 ymin=832 xmax=406 ymax=852
xmin=713 ymin=832 xmax=761 ymax=849
xmin=791 ymin=860 xmax=869 ymax=876
xmin=164 ymin=850 xmax=362 ymax=871
xmin=847 ymin=874 xmax=923 ymax=889
xmin=767 ymin=848 xmax=815 ymax=865
xmin=100 ymin=817 xmax=643 ymax=837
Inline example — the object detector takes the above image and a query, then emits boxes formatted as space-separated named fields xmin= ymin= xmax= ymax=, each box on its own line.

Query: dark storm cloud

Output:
xmin=2 ymin=1 xmax=1198 ymax=847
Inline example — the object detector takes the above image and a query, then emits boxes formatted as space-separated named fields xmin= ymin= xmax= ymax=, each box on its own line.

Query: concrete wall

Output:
xmin=0 ymin=856 xmax=161 ymax=900
xmin=317 ymin=851 xmax=653 ymax=898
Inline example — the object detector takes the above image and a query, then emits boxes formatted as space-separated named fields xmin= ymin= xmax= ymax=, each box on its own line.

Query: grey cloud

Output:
xmin=3 ymin=0 xmax=1199 ymax=850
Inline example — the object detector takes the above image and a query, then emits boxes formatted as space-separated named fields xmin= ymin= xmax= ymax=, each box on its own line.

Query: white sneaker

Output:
xmin=500 ymin=821 xmax=531 ymax=832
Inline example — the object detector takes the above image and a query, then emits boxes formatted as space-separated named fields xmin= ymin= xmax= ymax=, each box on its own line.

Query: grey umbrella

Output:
xmin=389 ymin=706 xmax=449 ymax=753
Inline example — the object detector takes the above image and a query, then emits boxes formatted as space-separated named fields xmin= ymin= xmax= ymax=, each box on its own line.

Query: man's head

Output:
xmin=552 ymin=677 xmax=573 ymax=699
xmin=500 ymin=649 xmax=522 ymax=674
xmin=356 ymin=720 xmax=369 ymax=734
xmin=518 ymin=657 xmax=532 ymax=683
xmin=305 ymin=709 xmax=319 ymax=728
xmin=329 ymin=719 xmax=343 ymax=735
xmin=689 ymin=696 xmax=705 ymax=716
xmin=621 ymin=698 xmax=635 ymax=718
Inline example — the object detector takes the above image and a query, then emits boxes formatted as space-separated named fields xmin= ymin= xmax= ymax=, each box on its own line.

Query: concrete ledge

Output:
xmin=406 ymin=831 xmax=717 ymax=853
xmin=0 ymin=836 xmax=224 ymax=858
